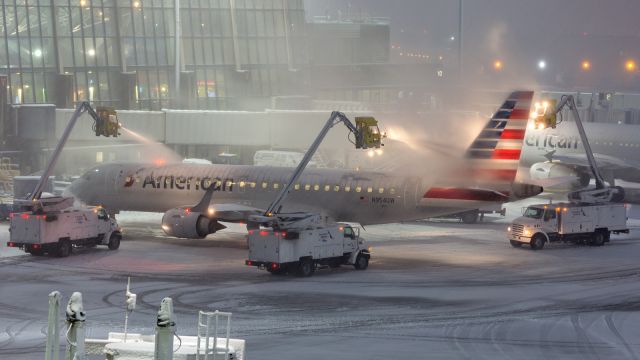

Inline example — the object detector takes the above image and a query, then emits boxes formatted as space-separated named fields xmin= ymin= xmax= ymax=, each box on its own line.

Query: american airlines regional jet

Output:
xmin=66 ymin=91 xmax=543 ymax=238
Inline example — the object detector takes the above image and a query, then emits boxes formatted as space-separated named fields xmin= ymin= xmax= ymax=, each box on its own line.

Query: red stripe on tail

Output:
xmin=500 ymin=129 xmax=525 ymax=140
xmin=491 ymin=149 xmax=521 ymax=160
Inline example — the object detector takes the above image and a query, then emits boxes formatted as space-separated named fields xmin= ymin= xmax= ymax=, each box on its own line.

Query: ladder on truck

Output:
xmin=196 ymin=310 xmax=232 ymax=360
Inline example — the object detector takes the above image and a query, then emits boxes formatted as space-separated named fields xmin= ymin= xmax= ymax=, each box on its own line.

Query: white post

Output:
xmin=65 ymin=292 xmax=86 ymax=360
xmin=124 ymin=277 xmax=137 ymax=342
xmin=155 ymin=297 xmax=176 ymax=360
xmin=45 ymin=291 xmax=61 ymax=360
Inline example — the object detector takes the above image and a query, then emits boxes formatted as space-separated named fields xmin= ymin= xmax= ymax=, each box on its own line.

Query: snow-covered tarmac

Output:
xmin=1 ymin=207 xmax=640 ymax=359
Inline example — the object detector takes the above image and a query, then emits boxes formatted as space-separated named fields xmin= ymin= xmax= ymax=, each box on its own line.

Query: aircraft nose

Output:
xmin=64 ymin=176 xmax=90 ymax=201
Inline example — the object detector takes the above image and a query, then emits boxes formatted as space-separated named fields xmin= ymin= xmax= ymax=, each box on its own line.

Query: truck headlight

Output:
xmin=524 ymin=229 xmax=532 ymax=236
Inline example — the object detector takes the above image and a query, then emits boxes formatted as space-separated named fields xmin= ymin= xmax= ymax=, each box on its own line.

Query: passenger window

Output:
xmin=262 ymin=182 xmax=268 ymax=189
xmin=334 ymin=185 xmax=340 ymax=192
xmin=249 ymin=182 xmax=256 ymax=188
xmin=313 ymin=184 xmax=320 ymax=191
xmin=344 ymin=186 xmax=351 ymax=192
xmin=324 ymin=185 xmax=330 ymax=192
xmin=273 ymin=183 xmax=279 ymax=189
xmin=390 ymin=188 xmax=396 ymax=195
xmin=226 ymin=180 xmax=233 ymax=188
xmin=355 ymin=186 xmax=362 ymax=193
xmin=367 ymin=187 xmax=373 ymax=193
xmin=294 ymin=184 xmax=300 ymax=190
xmin=304 ymin=184 xmax=311 ymax=191
xmin=239 ymin=181 xmax=246 ymax=188
xmin=378 ymin=187 xmax=384 ymax=194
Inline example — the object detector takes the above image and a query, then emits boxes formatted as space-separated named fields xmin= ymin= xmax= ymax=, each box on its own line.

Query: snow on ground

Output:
xmin=3 ymin=197 xmax=640 ymax=359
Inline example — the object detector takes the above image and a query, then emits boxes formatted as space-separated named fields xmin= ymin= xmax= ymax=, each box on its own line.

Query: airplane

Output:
xmin=65 ymin=91 xmax=543 ymax=239
xmin=521 ymin=120 xmax=640 ymax=203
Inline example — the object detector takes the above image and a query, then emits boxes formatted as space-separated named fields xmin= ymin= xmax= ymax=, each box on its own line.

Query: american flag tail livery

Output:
xmin=423 ymin=91 xmax=538 ymax=205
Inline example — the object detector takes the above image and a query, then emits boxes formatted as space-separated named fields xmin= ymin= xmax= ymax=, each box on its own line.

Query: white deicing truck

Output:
xmin=6 ymin=102 xmax=122 ymax=257
xmin=245 ymin=112 xmax=382 ymax=276
xmin=508 ymin=95 xmax=628 ymax=250
xmin=508 ymin=203 xmax=628 ymax=250
xmin=8 ymin=203 xmax=122 ymax=256
xmin=246 ymin=215 xmax=369 ymax=276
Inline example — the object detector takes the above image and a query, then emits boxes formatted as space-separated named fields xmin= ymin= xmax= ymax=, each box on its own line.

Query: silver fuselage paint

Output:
xmin=67 ymin=163 xmax=502 ymax=225
xmin=520 ymin=122 xmax=640 ymax=183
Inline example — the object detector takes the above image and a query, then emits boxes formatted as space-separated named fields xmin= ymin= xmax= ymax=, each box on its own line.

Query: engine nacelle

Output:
xmin=161 ymin=208 xmax=226 ymax=239
xmin=530 ymin=162 xmax=590 ymax=189
xmin=510 ymin=182 xmax=544 ymax=200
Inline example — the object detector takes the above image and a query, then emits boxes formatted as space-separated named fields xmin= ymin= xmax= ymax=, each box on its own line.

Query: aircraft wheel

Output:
xmin=461 ymin=210 xmax=479 ymax=224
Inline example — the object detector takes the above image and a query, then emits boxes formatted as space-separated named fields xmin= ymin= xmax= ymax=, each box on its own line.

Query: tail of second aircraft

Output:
xmin=423 ymin=91 xmax=539 ymax=204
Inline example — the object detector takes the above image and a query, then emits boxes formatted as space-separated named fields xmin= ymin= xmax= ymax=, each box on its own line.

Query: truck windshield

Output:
xmin=523 ymin=207 xmax=545 ymax=219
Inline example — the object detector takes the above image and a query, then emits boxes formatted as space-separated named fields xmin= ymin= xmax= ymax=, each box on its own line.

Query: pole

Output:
xmin=174 ymin=0 xmax=181 ymax=107
xmin=65 ymin=292 xmax=86 ymax=360
xmin=458 ymin=0 xmax=464 ymax=81
xmin=155 ymin=297 xmax=176 ymax=360
xmin=45 ymin=291 xmax=61 ymax=360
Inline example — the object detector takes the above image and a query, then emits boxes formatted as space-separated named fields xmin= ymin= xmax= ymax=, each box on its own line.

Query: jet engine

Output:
xmin=511 ymin=182 xmax=544 ymax=200
xmin=161 ymin=207 xmax=226 ymax=239
xmin=530 ymin=162 xmax=590 ymax=189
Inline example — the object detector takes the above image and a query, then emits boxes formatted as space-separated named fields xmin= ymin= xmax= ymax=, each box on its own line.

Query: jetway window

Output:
xmin=239 ymin=181 xmax=246 ymax=188
xmin=203 ymin=179 xmax=212 ymax=188
xmin=226 ymin=181 xmax=234 ymax=188
xmin=355 ymin=186 xmax=362 ymax=193
xmin=273 ymin=183 xmax=280 ymax=189
xmin=390 ymin=188 xmax=396 ymax=195
xmin=313 ymin=184 xmax=320 ymax=191
xmin=345 ymin=186 xmax=351 ymax=192
xmin=249 ymin=182 xmax=256 ymax=189
xmin=334 ymin=185 xmax=340 ymax=192
xmin=262 ymin=182 xmax=268 ymax=189
xmin=304 ymin=184 xmax=311 ymax=191
xmin=324 ymin=185 xmax=330 ymax=192
xmin=378 ymin=188 xmax=384 ymax=194
xmin=367 ymin=187 xmax=373 ymax=193
xmin=294 ymin=184 xmax=300 ymax=190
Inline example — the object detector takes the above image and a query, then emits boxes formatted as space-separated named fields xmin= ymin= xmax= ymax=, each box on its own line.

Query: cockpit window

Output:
xmin=523 ymin=207 xmax=545 ymax=219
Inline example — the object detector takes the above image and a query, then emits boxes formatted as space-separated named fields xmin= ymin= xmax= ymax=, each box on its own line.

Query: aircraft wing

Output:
xmin=210 ymin=203 xmax=264 ymax=222
xmin=551 ymin=153 xmax=640 ymax=182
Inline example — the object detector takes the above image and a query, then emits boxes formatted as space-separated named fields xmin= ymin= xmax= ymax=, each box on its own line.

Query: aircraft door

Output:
xmin=403 ymin=177 xmax=420 ymax=209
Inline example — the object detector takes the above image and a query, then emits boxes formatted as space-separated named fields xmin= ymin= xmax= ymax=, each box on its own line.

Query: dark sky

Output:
xmin=305 ymin=0 xmax=640 ymax=85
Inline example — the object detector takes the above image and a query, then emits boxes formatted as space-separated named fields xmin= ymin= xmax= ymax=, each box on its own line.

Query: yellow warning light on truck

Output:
xmin=94 ymin=107 xmax=120 ymax=137
xmin=355 ymin=116 xmax=385 ymax=149
xmin=531 ymin=99 xmax=557 ymax=130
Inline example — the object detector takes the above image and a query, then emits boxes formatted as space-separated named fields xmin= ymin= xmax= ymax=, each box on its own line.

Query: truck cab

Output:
xmin=508 ymin=203 xmax=628 ymax=250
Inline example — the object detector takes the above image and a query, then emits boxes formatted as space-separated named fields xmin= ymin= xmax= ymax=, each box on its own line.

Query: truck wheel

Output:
xmin=107 ymin=233 xmax=121 ymax=250
xmin=591 ymin=232 xmax=605 ymax=247
xmin=354 ymin=253 xmax=369 ymax=270
xmin=296 ymin=259 xmax=314 ymax=277
xmin=530 ymin=235 xmax=545 ymax=250
xmin=461 ymin=210 xmax=479 ymax=224
xmin=510 ymin=240 xmax=522 ymax=248
xmin=57 ymin=240 xmax=72 ymax=258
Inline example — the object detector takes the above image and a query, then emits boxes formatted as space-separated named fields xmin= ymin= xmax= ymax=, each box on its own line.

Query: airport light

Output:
xmin=493 ymin=60 xmax=503 ymax=71
xmin=87 ymin=49 xmax=96 ymax=57
xmin=32 ymin=49 xmax=42 ymax=57
xmin=625 ymin=59 xmax=637 ymax=72
xmin=537 ymin=60 xmax=547 ymax=71
xmin=581 ymin=60 xmax=591 ymax=71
